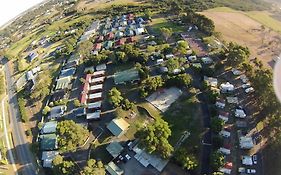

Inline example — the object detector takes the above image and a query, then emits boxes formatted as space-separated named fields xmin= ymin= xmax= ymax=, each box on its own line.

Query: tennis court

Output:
xmin=114 ymin=68 xmax=140 ymax=85
xmin=146 ymin=87 xmax=182 ymax=112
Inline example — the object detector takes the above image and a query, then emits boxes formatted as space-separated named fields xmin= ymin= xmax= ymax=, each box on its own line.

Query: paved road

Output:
xmin=1 ymin=97 xmax=17 ymax=174
xmin=3 ymin=59 xmax=38 ymax=175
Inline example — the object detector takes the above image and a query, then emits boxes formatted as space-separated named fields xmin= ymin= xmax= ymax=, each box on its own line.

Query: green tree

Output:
xmin=77 ymin=40 xmax=93 ymax=59
xmin=108 ymin=87 xmax=123 ymax=107
xmin=31 ymin=70 xmax=52 ymax=101
xmin=122 ymin=99 xmax=133 ymax=110
xmin=166 ymin=74 xmax=192 ymax=87
xmin=42 ymin=106 xmax=51 ymax=115
xmin=137 ymin=118 xmax=173 ymax=159
xmin=175 ymin=148 xmax=198 ymax=170
xmin=166 ymin=58 xmax=180 ymax=71
xmin=57 ymin=120 xmax=89 ymax=152
xmin=211 ymin=118 xmax=224 ymax=134
xmin=211 ymin=151 xmax=225 ymax=171
xmin=73 ymin=99 xmax=81 ymax=107
xmin=160 ymin=27 xmax=173 ymax=42
xmin=147 ymin=45 xmax=155 ymax=53
xmin=81 ymin=159 xmax=105 ymax=175
xmin=116 ymin=51 xmax=127 ymax=62
xmin=52 ymin=155 xmax=75 ymax=175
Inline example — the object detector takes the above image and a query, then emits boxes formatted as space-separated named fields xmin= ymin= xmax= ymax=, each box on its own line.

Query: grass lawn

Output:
xmin=163 ymin=94 xmax=203 ymax=146
xmin=245 ymin=11 xmax=281 ymax=33
xmin=150 ymin=17 xmax=185 ymax=34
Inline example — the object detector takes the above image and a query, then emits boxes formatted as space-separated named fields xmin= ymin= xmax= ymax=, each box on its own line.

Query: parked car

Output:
xmin=238 ymin=167 xmax=246 ymax=173
xmin=252 ymin=155 xmax=258 ymax=164
xmin=246 ymin=169 xmax=256 ymax=174
xmin=242 ymin=83 xmax=251 ymax=89
xmin=245 ymin=87 xmax=254 ymax=93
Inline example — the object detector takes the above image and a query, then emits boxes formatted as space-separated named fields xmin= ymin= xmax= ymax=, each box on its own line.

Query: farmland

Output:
xmin=201 ymin=7 xmax=281 ymax=67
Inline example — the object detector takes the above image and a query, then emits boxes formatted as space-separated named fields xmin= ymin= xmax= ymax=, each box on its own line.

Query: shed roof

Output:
xmin=106 ymin=142 xmax=124 ymax=158
xmin=41 ymin=121 xmax=57 ymax=134
xmin=40 ymin=134 xmax=57 ymax=151
xmin=59 ymin=68 xmax=76 ymax=78
xmin=55 ymin=76 xmax=72 ymax=90
xmin=105 ymin=161 xmax=124 ymax=175
xmin=107 ymin=118 xmax=130 ymax=136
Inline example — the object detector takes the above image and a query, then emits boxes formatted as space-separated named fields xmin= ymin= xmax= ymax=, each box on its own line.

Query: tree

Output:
xmin=211 ymin=118 xmax=224 ymax=134
xmin=175 ymin=148 xmax=198 ymax=170
xmin=147 ymin=45 xmax=155 ymax=53
xmin=136 ymin=118 xmax=173 ymax=159
xmin=108 ymin=87 xmax=123 ymax=107
xmin=211 ymin=151 xmax=225 ymax=171
xmin=42 ymin=106 xmax=51 ymax=115
xmin=166 ymin=74 xmax=192 ymax=87
xmin=175 ymin=40 xmax=189 ymax=55
xmin=57 ymin=120 xmax=89 ymax=152
xmin=31 ymin=71 xmax=52 ymax=101
xmin=77 ymin=40 xmax=93 ymax=59
xmin=116 ymin=51 xmax=127 ymax=63
xmin=122 ymin=99 xmax=133 ymax=110
xmin=81 ymin=159 xmax=105 ymax=175
xmin=160 ymin=27 xmax=172 ymax=41
xmin=52 ymin=155 xmax=75 ymax=175
xmin=166 ymin=58 xmax=180 ymax=71
xmin=226 ymin=42 xmax=250 ymax=66
xmin=73 ymin=99 xmax=81 ymax=107
xmin=212 ymin=135 xmax=224 ymax=150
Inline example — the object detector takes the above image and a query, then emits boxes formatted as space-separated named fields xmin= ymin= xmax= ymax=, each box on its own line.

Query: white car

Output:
xmin=246 ymin=169 xmax=256 ymax=174
xmin=242 ymin=83 xmax=251 ymax=89
xmin=125 ymin=154 xmax=131 ymax=161
xmin=219 ymin=130 xmax=231 ymax=138
xmin=232 ymin=68 xmax=242 ymax=75
xmin=252 ymin=155 xmax=257 ymax=164
xmin=245 ymin=87 xmax=254 ymax=93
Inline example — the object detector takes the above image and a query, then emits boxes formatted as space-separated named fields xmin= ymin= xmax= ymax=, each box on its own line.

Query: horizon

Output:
xmin=0 ymin=0 xmax=45 ymax=27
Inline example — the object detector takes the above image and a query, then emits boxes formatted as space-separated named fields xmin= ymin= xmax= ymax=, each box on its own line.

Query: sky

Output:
xmin=0 ymin=0 xmax=45 ymax=27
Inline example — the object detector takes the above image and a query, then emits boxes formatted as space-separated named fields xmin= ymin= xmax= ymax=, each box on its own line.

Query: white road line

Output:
xmin=2 ymin=96 xmax=18 ymax=175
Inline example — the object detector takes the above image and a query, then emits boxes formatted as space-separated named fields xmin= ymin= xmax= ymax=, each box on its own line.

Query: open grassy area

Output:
xmin=245 ymin=11 xmax=281 ymax=33
xmin=163 ymin=94 xmax=203 ymax=146
xmin=150 ymin=17 xmax=185 ymax=34
xmin=77 ymin=0 xmax=144 ymax=12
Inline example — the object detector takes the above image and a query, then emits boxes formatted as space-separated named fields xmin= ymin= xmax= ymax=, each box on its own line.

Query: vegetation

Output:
xmin=210 ymin=151 xmax=225 ymax=171
xmin=108 ymin=87 xmax=124 ymax=107
xmin=77 ymin=40 xmax=93 ymax=59
xmin=137 ymin=118 xmax=173 ymax=159
xmin=166 ymin=74 xmax=192 ymax=88
xmin=42 ymin=106 xmax=51 ymax=116
xmin=160 ymin=27 xmax=173 ymax=41
xmin=52 ymin=155 xmax=75 ymax=175
xmin=18 ymin=97 xmax=28 ymax=122
xmin=0 ymin=71 xmax=5 ymax=96
xmin=57 ymin=120 xmax=89 ymax=152
xmin=81 ymin=159 xmax=105 ymax=175
xmin=31 ymin=70 xmax=52 ymax=101
xmin=140 ymin=76 xmax=164 ymax=97
xmin=174 ymin=148 xmax=198 ymax=170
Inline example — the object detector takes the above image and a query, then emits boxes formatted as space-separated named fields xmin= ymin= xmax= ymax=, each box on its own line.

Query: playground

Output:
xmin=146 ymin=87 xmax=182 ymax=112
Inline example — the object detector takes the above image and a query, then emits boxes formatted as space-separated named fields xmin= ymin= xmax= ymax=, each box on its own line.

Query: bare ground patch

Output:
xmin=201 ymin=11 xmax=281 ymax=68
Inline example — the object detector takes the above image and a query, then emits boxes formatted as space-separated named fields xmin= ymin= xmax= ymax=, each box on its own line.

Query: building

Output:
xmin=41 ymin=151 xmax=59 ymax=168
xmin=40 ymin=134 xmax=58 ymax=151
xmin=115 ymin=38 xmax=126 ymax=47
xmin=86 ymin=111 xmax=101 ymax=120
xmin=87 ymin=101 xmax=102 ymax=109
xmin=201 ymin=57 xmax=213 ymax=64
xmin=220 ymin=82 xmax=234 ymax=93
xmin=204 ymin=76 xmax=218 ymax=87
xmin=105 ymin=161 xmax=124 ymax=175
xmin=50 ymin=90 xmax=67 ymax=102
xmin=106 ymin=142 xmax=124 ymax=158
xmin=114 ymin=68 xmax=140 ymax=85
xmin=135 ymin=28 xmax=145 ymax=35
xmin=239 ymin=136 xmax=254 ymax=149
xmin=93 ymin=43 xmax=102 ymax=51
xmin=55 ymin=76 xmax=72 ymax=90
xmin=96 ymin=64 xmax=107 ymax=71
xmin=41 ymin=121 xmax=57 ymax=134
xmin=49 ymin=105 xmax=67 ymax=120
xmin=27 ymin=51 xmax=38 ymax=62
xmin=59 ymin=68 xmax=76 ymax=78
xmin=107 ymin=118 xmax=130 ymax=137
xmin=104 ymin=41 xmax=114 ymax=50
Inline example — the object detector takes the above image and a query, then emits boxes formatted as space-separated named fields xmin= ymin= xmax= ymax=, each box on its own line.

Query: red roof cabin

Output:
xmin=107 ymin=32 xmax=114 ymax=40
xmin=127 ymin=36 xmax=136 ymax=43
xmin=93 ymin=43 xmax=102 ymax=51
xmin=115 ymin=38 xmax=126 ymax=47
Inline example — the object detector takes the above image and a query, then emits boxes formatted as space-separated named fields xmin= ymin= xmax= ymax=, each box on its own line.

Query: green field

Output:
xmin=150 ymin=17 xmax=185 ymax=34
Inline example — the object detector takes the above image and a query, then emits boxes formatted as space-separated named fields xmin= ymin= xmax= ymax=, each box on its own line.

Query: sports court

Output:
xmin=146 ymin=87 xmax=182 ymax=112
xmin=114 ymin=68 xmax=140 ymax=84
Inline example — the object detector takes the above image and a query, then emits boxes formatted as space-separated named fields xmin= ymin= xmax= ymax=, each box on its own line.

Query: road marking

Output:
xmin=2 ymin=96 xmax=18 ymax=175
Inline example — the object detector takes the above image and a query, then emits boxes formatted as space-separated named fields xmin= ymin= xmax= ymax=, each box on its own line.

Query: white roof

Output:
xmin=219 ymin=147 xmax=231 ymax=155
xmin=240 ymin=137 xmax=254 ymax=149
xmin=219 ymin=115 xmax=228 ymax=122
xmin=216 ymin=100 xmax=225 ymax=108
xmin=96 ymin=64 xmax=107 ymax=71
xmin=88 ymin=92 xmax=102 ymax=99
xmin=219 ymin=168 xmax=231 ymax=174
xmin=226 ymin=97 xmax=239 ymax=104
xmin=219 ymin=130 xmax=231 ymax=137
xmin=90 ymin=84 xmax=103 ymax=91
xmin=84 ymin=66 xmax=95 ymax=73
xmin=165 ymin=54 xmax=174 ymax=59
xmin=188 ymin=55 xmax=197 ymax=61
xmin=87 ymin=101 xmax=102 ymax=109
xmin=90 ymin=77 xmax=105 ymax=84
xmin=86 ymin=111 xmax=101 ymax=119
xmin=201 ymin=57 xmax=213 ymax=64
xmin=204 ymin=76 xmax=218 ymax=87
xmin=220 ymin=82 xmax=234 ymax=92
xmin=235 ymin=109 xmax=246 ymax=118
xmin=156 ymin=59 xmax=164 ymax=63
xmin=93 ymin=70 xmax=105 ymax=77
xmin=242 ymin=156 xmax=253 ymax=165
